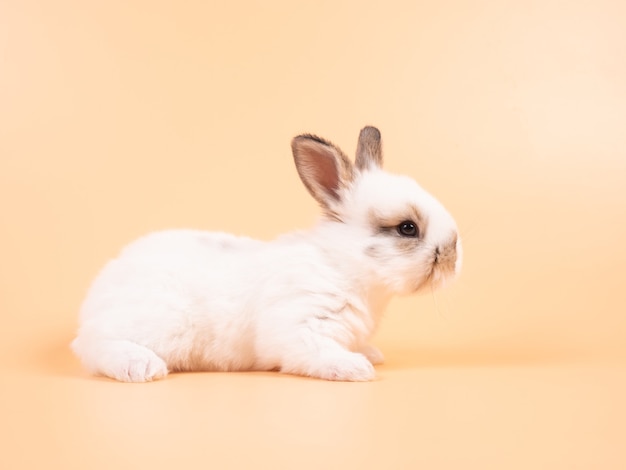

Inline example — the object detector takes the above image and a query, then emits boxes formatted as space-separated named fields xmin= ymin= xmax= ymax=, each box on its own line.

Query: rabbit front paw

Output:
xmin=75 ymin=339 xmax=169 ymax=383
xmin=314 ymin=351 xmax=376 ymax=382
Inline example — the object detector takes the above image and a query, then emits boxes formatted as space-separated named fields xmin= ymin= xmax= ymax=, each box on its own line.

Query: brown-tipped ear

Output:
xmin=291 ymin=134 xmax=354 ymax=209
xmin=355 ymin=126 xmax=383 ymax=171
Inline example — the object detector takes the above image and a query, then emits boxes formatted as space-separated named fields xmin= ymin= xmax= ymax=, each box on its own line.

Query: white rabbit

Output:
xmin=71 ymin=126 xmax=462 ymax=382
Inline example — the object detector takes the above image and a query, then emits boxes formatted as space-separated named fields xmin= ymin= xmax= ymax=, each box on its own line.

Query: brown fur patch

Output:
xmin=433 ymin=233 xmax=458 ymax=274
xmin=355 ymin=126 xmax=383 ymax=170
xmin=394 ymin=235 xmax=422 ymax=254
xmin=368 ymin=204 xmax=428 ymax=240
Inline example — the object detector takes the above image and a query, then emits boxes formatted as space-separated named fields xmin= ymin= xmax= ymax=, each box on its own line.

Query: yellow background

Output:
xmin=1 ymin=0 xmax=625 ymax=468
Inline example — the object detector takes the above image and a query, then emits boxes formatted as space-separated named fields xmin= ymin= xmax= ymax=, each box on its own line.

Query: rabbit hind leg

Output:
xmin=72 ymin=336 xmax=168 ymax=382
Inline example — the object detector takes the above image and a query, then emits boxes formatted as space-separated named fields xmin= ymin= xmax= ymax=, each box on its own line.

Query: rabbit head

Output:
xmin=292 ymin=126 xmax=462 ymax=296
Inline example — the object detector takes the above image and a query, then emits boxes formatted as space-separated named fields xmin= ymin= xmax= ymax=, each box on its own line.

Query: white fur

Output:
xmin=71 ymin=129 xmax=461 ymax=382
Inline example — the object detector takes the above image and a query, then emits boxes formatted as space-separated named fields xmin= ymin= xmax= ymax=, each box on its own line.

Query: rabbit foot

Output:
xmin=73 ymin=338 xmax=168 ymax=382
xmin=307 ymin=351 xmax=376 ymax=382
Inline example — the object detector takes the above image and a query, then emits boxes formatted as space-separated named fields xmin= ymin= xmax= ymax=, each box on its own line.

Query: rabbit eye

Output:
xmin=397 ymin=220 xmax=418 ymax=238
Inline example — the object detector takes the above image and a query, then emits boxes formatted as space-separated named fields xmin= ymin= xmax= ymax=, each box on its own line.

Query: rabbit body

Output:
xmin=73 ymin=228 xmax=386 ymax=382
xmin=72 ymin=127 xmax=461 ymax=382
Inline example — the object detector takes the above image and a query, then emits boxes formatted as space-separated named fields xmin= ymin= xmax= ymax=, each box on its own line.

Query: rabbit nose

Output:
xmin=434 ymin=236 xmax=458 ymax=272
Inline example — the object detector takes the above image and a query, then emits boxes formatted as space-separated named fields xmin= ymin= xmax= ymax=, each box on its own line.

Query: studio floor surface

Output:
xmin=2 ymin=333 xmax=625 ymax=470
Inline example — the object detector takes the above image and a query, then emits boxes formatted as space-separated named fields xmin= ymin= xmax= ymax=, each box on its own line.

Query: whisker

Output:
xmin=459 ymin=215 xmax=480 ymax=243
xmin=441 ymin=288 xmax=455 ymax=318
xmin=430 ymin=285 xmax=448 ymax=320
xmin=459 ymin=227 xmax=475 ymax=244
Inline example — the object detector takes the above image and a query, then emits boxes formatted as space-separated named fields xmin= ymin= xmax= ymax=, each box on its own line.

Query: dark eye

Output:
xmin=397 ymin=220 xmax=418 ymax=238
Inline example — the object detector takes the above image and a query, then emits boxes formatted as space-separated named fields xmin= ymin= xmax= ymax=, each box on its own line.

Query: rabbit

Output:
xmin=71 ymin=126 xmax=462 ymax=382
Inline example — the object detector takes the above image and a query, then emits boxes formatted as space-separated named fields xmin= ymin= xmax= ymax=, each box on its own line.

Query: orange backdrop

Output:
xmin=1 ymin=1 xmax=625 ymax=469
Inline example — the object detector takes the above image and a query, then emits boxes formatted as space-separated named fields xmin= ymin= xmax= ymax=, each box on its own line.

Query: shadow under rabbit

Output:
xmin=30 ymin=331 xmax=587 ymax=382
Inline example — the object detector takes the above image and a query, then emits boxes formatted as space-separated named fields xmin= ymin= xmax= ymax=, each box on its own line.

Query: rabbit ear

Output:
xmin=292 ymin=134 xmax=354 ymax=210
xmin=355 ymin=126 xmax=383 ymax=171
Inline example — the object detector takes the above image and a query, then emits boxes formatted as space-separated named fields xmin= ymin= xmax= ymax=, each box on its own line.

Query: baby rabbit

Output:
xmin=72 ymin=126 xmax=462 ymax=382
